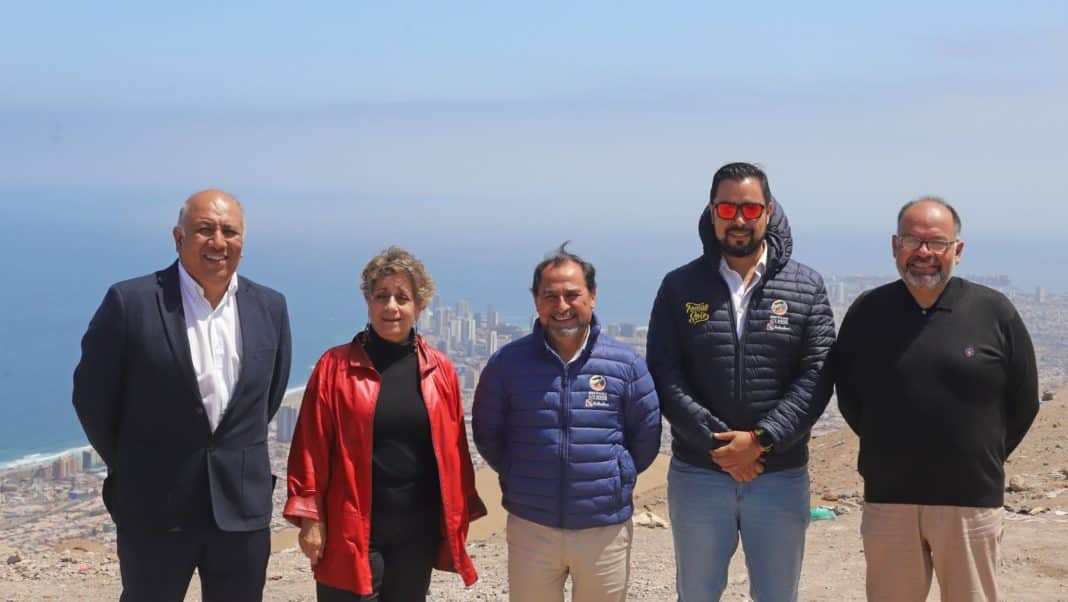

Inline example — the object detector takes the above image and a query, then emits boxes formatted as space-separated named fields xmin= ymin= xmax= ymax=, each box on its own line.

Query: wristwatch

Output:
xmin=753 ymin=428 xmax=774 ymax=454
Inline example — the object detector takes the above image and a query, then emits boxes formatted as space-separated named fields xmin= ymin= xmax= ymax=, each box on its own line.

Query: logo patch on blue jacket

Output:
xmin=590 ymin=375 xmax=607 ymax=391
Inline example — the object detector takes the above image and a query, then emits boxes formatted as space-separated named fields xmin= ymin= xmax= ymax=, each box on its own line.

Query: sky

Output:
xmin=0 ymin=2 xmax=1066 ymax=460
xmin=1 ymin=1 xmax=1066 ymax=288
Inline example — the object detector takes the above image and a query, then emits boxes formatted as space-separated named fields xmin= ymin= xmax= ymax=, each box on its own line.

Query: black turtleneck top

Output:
xmin=363 ymin=328 xmax=441 ymax=519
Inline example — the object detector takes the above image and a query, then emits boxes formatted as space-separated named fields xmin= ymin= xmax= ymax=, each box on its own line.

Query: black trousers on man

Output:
xmin=117 ymin=525 xmax=270 ymax=602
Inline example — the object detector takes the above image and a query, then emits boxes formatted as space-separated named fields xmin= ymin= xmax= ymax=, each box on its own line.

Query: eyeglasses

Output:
xmin=712 ymin=202 xmax=766 ymax=220
xmin=895 ymin=235 xmax=959 ymax=254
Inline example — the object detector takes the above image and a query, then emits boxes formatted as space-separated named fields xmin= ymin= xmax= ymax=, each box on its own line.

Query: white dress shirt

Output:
xmin=178 ymin=263 xmax=242 ymax=432
xmin=719 ymin=244 xmax=768 ymax=341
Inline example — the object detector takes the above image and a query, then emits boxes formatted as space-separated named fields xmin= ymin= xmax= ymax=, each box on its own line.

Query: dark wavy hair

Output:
xmin=530 ymin=241 xmax=597 ymax=294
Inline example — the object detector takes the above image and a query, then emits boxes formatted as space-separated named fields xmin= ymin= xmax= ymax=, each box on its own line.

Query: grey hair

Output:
xmin=360 ymin=246 xmax=435 ymax=308
xmin=897 ymin=196 xmax=961 ymax=236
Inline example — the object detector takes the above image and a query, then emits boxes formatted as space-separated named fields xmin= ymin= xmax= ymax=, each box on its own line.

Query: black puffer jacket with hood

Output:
xmin=646 ymin=199 xmax=835 ymax=472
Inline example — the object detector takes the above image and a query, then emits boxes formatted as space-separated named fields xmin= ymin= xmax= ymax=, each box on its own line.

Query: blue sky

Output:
xmin=1 ymin=2 xmax=1066 ymax=278
xmin=4 ymin=2 xmax=1067 ymax=460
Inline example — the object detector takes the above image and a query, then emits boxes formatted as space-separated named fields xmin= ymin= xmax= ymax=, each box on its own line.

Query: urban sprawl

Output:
xmin=2 ymin=273 xmax=1063 ymax=553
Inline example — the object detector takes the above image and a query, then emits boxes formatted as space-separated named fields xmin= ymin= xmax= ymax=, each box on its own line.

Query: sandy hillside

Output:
xmin=3 ymin=391 xmax=1067 ymax=601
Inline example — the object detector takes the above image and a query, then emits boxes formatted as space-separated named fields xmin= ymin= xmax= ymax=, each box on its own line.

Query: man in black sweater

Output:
xmin=834 ymin=196 xmax=1038 ymax=601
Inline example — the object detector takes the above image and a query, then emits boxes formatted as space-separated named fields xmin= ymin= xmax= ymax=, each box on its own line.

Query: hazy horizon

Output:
xmin=2 ymin=1 xmax=1066 ymax=462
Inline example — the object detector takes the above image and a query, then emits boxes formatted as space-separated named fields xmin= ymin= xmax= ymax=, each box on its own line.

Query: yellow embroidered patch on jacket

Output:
xmin=685 ymin=302 xmax=709 ymax=325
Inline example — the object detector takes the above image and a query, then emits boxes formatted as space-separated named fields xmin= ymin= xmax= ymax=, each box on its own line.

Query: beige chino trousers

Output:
xmin=862 ymin=502 xmax=1004 ymax=602
xmin=506 ymin=513 xmax=633 ymax=602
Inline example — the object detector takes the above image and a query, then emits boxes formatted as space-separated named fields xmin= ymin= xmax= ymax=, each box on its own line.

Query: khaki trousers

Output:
xmin=506 ymin=513 xmax=633 ymax=602
xmin=861 ymin=502 xmax=1003 ymax=602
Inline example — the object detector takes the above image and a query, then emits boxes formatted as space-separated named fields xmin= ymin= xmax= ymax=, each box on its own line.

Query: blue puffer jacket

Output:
xmin=472 ymin=317 xmax=661 ymax=529
xmin=646 ymin=199 xmax=835 ymax=473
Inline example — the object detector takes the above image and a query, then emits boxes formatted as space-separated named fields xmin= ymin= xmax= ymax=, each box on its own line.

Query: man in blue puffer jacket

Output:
xmin=473 ymin=243 xmax=661 ymax=602
xmin=647 ymin=162 xmax=835 ymax=602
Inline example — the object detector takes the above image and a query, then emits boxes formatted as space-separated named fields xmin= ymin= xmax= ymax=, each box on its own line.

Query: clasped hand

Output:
xmin=709 ymin=431 xmax=764 ymax=483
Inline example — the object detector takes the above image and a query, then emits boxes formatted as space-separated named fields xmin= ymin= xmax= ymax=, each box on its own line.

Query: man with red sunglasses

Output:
xmin=647 ymin=162 xmax=835 ymax=601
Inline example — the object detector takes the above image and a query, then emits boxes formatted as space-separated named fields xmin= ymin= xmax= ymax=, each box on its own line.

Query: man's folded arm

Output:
xmin=756 ymin=282 xmax=836 ymax=450
xmin=1004 ymin=310 xmax=1038 ymax=456
xmin=266 ymin=295 xmax=292 ymax=422
xmin=72 ymin=285 xmax=127 ymax=467
xmin=647 ymin=280 xmax=729 ymax=451
xmin=623 ymin=355 xmax=662 ymax=473
xmin=472 ymin=357 xmax=507 ymax=472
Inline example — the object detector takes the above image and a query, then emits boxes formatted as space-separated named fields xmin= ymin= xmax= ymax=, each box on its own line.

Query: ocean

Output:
xmin=0 ymin=190 xmax=675 ymax=466
xmin=2 ymin=189 xmax=1065 ymax=467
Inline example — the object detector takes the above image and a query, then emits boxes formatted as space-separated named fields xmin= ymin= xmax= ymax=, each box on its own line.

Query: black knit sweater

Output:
xmin=834 ymin=278 xmax=1038 ymax=507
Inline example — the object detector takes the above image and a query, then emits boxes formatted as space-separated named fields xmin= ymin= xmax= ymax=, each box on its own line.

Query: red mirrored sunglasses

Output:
xmin=712 ymin=202 xmax=766 ymax=220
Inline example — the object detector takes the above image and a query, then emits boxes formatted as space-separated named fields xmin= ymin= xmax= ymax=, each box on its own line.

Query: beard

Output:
xmin=719 ymin=227 xmax=765 ymax=258
xmin=900 ymin=257 xmax=953 ymax=289
xmin=546 ymin=324 xmax=586 ymax=341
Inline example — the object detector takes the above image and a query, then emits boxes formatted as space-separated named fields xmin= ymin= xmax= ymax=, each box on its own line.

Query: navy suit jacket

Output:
xmin=73 ymin=261 xmax=292 ymax=532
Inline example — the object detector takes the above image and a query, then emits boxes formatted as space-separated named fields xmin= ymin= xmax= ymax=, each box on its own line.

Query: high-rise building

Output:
xmin=461 ymin=317 xmax=477 ymax=343
xmin=1036 ymin=286 xmax=1047 ymax=304
xmin=83 ymin=450 xmax=95 ymax=471
xmin=489 ymin=331 xmax=500 ymax=355
xmin=486 ymin=305 xmax=500 ymax=331
xmin=835 ymin=281 xmax=847 ymax=306
xmin=435 ymin=307 xmax=452 ymax=337
xmin=461 ymin=369 xmax=476 ymax=390
xmin=455 ymin=299 xmax=471 ymax=319
xmin=275 ymin=406 xmax=300 ymax=443
xmin=620 ymin=323 xmax=638 ymax=338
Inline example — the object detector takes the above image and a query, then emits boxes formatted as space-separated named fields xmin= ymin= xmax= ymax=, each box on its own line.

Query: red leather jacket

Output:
xmin=284 ymin=334 xmax=485 ymax=595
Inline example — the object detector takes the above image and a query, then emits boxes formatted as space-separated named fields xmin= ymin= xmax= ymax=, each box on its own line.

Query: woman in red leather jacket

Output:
xmin=285 ymin=246 xmax=486 ymax=601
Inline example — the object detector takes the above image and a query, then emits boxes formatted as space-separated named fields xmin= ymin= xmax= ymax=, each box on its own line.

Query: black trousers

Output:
xmin=316 ymin=511 xmax=440 ymax=602
xmin=116 ymin=525 xmax=270 ymax=602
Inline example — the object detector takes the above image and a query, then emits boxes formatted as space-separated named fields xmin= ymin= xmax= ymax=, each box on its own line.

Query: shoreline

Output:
xmin=0 ymin=445 xmax=94 ymax=473
xmin=0 ymin=382 xmax=1034 ymax=477
xmin=0 ymin=386 xmax=309 ymax=475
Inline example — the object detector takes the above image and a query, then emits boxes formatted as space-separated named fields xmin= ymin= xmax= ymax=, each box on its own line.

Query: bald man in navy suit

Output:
xmin=74 ymin=190 xmax=292 ymax=602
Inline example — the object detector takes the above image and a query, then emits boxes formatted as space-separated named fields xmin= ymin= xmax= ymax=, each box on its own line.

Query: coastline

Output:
xmin=0 ymin=386 xmax=309 ymax=476
xmin=0 ymin=445 xmax=94 ymax=473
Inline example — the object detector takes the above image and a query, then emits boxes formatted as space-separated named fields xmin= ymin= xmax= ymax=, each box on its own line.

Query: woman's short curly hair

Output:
xmin=360 ymin=246 xmax=435 ymax=308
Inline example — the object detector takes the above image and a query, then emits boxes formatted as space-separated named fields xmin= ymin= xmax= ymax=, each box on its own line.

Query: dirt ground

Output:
xmin=4 ymin=391 xmax=1067 ymax=601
